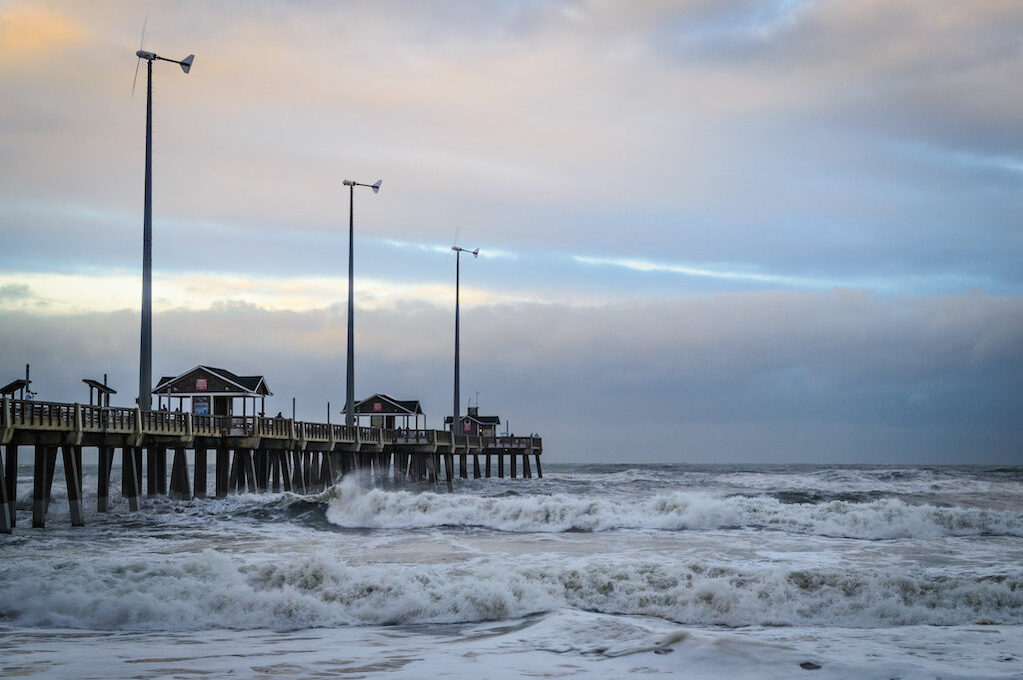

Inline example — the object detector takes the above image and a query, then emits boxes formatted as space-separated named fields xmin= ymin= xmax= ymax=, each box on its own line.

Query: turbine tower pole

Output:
xmin=451 ymin=245 xmax=478 ymax=433
xmin=133 ymin=40 xmax=193 ymax=410
xmin=346 ymin=182 xmax=355 ymax=429
xmin=139 ymin=58 xmax=153 ymax=410
xmin=453 ymin=248 xmax=461 ymax=433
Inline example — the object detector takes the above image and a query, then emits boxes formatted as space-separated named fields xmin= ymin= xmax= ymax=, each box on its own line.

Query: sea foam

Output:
xmin=2 ymin=547 xmax=1021 ymax=631
xmin=323 ymin=482 xmax=1022 ymax=539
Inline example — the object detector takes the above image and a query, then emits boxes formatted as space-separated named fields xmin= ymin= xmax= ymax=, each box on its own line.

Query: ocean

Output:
xmin=1 ymin=462 xmax=1021 ymax=679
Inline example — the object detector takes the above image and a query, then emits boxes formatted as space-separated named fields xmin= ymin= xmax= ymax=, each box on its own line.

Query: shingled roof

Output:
xmin=153 ymin=365 xmax=272 ymax=396
xmin=346 ymin=393 xmax=424 ymax=415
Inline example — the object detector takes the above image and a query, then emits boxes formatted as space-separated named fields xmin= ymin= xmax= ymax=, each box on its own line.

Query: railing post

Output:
xmin=129 ymin=407 xmax=143 ymax=449
xmin=68 ymin=404 xmax=83 ymax=446
xmin=1 ymin=397 xmax=12 ymax=445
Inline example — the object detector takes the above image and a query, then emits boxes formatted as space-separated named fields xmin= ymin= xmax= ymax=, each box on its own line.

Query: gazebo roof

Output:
xmin=346 ymin=393 xmax=424 ymax=416
xmin=154 ymin=365 xmax=272 ymax=396
xmin=82 ymin=379 xmax=117 ymax=395
xmin=0 ymin=378 xmax=28 ymax=396
xmin=445 ymin=414 xmax=501 ymax=426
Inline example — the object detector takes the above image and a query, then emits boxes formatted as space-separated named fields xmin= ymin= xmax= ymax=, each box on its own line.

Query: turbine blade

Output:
xmin=139 ymin=13 xmax=147 ymax=50
xmin=453 ymin=226 xmax=461 ymax=247
xmin=132 ymin=58 xmax=141 ymax=97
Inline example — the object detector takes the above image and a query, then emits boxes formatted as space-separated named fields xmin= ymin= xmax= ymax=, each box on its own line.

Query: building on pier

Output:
xmin=347 ymin=394 xmax=424 ymax=429
xmin=445 ymin=406 xmax=502 ymax=437
xmin=153 ymin=365 xmax=272 ymax=417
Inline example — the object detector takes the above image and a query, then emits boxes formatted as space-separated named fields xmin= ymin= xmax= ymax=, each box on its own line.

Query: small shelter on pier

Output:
xmin=2 ymin=364 xmax=34 ymax=400
xmin=153 ymin=365 xmax=272 ymax=416
xmin=446 ymin=406 xmax=502 ymax=436
xmin=1 ymin=378 xmax=30 ymax=400
xmin=347 ymin=394 xmax=424 ymax=429
xmin=82 ymin=376 xmax=116 ymax=407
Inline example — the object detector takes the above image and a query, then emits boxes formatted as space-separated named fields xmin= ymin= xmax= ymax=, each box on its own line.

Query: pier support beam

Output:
xmin=271 ymin=452 xmax=282 ymax=492
xmin=62 ymin=445 xmax=84 ymax=526
xmin=473 ymin=454 xmax=480 ymax=479
xmin=497 ymin=453 xmax=504 ymax=479
xmin=280 ymin=451 xmax=292 ymax=492
xmin=32 ymin=445 xmax=47 ymax=527
xmin=291 ymin=451 xmax=304 ymax=493
xmin=122 ymin=447 xmax=141 ymax=511
xmin=97 ymin=446 xmax=114 ymax=512
xmin=146 ymin=447 xmax=158 ymax=496
xmin=228 ymin=448 xmax=239 ymax=492
xmin=522 ymin=452 xmax=531 ymax=479
xmin=157 ymin=446 xmax=167 ymax=495
xmin=215 ymin=444 xmax=229 ymax=498
xmin=510 ymin=452 xmax=517 ymax=478
xmin=170 ymin=448 xmax=190 ymax=500
xmin=194 ymin=447 xmax=207 ymax=499
xmin=246 ymin=450 xmax=258 ymax=493
xmin=485 ymin=453 xmax=491 ymax=478
xmin=534 ymin=454 xmax=542 ymax=478
xmin=4 ymin=443 xmax=16 ymax=528
xmin=44 ymin=446 xmax=57 ymax=513
xmin=0 ymin=445 xmax=11 ymax=533
xmin=255 ymin=449 xmax=268 ymax=492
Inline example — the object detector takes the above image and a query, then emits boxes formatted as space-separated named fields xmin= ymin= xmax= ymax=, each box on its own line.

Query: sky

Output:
xmin=1 ymin=0 xmax=1021 ymax=463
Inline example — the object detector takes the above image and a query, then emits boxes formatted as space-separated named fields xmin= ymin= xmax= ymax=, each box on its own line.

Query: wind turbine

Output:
xmin=132 ymin=20 xmax=194 ymax=410
xmin=451 ymin=244 xmax=479 ymax=434
xmin=341 ymin=179 xmax=382 ymax=429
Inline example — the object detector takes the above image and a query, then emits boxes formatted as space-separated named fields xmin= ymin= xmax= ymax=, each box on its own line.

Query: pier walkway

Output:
xmin=0 ymin=397 xmax=542 ymax=531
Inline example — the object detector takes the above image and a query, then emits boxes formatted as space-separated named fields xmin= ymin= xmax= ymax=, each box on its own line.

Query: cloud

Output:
xmin=0 ymin=283 xmax=31 ymax=300
xmin=1 ymin=2 xmax=1021 ymax=463
xmin=573 ymin=254 xmax=836 ymax=289
xmin=1 ymin=290 xmax=1020 ymax=463
xmin=0 ymin=4 xmax=89 ymax=66
xmin=2 ymin=0 xmax=1021 ymax=294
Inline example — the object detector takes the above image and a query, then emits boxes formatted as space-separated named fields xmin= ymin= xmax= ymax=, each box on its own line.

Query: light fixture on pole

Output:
xmin=341 ymin=179 xmax=382 ymax=429
xmin=451 ymin=245 xmax=479 ymax=434
xmin=132 ymin=22 xmax=194 ymax=411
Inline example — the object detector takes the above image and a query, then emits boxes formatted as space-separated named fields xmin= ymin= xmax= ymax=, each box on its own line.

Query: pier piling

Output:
xmin=0 ymin=446 xmax=10 ymax=533
xmin=123 ymin=447 xmax=141 ymax=511
xmin=32 ymin=445 xmax=46 ymax=527
xmin=97 ymin=446 xmax=113 ymax=512
xmin=216 ymin=445 xmax=230 ymax=498
xmin=194 ymin=447 xmax=207 ymax=499
xmin=43 ymin=445 xmax=57 ymax=513
xmin=4 ymin=443 xmax=17 ymax=528
xmin=61 ymin=445 xmax=84 ymax=526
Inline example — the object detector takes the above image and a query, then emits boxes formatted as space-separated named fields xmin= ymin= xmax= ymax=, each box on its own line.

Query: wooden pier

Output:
xmin=0 ymin=397 xmax=542 ymax=532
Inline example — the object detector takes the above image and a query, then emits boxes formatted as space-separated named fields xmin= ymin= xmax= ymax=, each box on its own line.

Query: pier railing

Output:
xmin=1 ymin=398 xmax=541 ymax=455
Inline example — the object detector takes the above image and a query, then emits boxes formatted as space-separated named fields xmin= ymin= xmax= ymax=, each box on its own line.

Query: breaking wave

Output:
xmin=1 ymin=550 xmax=1020 ymax=631
xmin=323 ymin=482 xmax=1023 ymax=539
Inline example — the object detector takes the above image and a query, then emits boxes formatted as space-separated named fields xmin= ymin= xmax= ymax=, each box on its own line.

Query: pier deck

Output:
xmin=0 ymin=397 xmax=542 ymax=531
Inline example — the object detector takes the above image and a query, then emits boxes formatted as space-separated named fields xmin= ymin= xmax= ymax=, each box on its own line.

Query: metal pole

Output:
xmin=139 ymin=59 xmax=153 ymax=411
xmin=345 ymin=184 xmax=355 ymax=428
xmin=453 ymin=249 xmax=460 ymax=433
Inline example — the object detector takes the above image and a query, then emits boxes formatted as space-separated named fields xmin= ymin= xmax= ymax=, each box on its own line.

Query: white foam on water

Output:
xmin=3 ymin=612 xmax=1021 ymax=680
xmin=323 ymin=479 xmax=1022 ymax=538
xmin=2 ymin=545 xmax=1020 ymax=631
